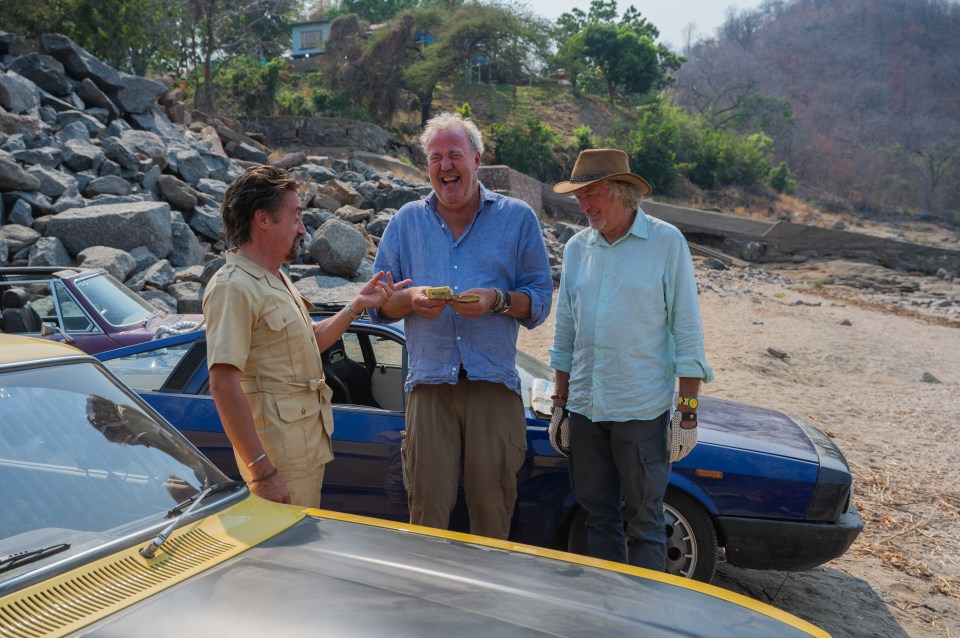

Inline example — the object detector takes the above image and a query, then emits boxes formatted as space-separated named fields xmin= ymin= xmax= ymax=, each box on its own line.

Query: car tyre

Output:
xmin=566 ymin=488 xmax=718 ymax=582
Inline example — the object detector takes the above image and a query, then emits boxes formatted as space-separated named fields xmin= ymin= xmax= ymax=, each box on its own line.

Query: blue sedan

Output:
xmin=98 ymin=312 xmax=863 ymax=582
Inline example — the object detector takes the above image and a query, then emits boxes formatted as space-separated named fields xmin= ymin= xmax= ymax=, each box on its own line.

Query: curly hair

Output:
xmin=420 ymin=112 xmax=485 ymax=156
xmin=220 ymin=165 xmax=303 ymax=247
xmin=604 ymin=180 xmax=647 ymax=211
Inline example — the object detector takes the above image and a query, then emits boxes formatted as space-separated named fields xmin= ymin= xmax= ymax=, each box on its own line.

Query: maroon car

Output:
xmin=0 ymin=267 xmax=203 ymax=354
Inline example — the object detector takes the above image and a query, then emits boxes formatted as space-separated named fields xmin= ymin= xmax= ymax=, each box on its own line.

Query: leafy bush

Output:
xmin=456 ymin=102 xmax=473 ymax=119
xmin=488 ymin=117 xmax=563 ymax=182
xmin=769 ymin=162 xmax=796 ymax=194
xmin=572 ymin=125 xmax=596 ymax=151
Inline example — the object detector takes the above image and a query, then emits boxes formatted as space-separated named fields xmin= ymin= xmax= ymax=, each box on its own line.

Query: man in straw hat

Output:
xmin=547 ymin=149 xmax=713 ymax=570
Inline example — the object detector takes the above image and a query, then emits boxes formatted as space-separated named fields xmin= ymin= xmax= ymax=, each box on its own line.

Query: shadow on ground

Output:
xmin=713 ymin=564 xmax=908 ymax=638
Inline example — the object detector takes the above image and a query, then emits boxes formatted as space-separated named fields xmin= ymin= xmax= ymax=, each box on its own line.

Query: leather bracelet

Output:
xmin=246 ymin=452 xmax=267 ymax=468
xmin=551 ymin=394 xmax=567 ymax=400
xmin=489 ymin=288 xmax=505 ymax=313
xmin=680 ymin=411 xmax=698 ymax=422
xmin=248 ymin=467 xmax=278 ymax=483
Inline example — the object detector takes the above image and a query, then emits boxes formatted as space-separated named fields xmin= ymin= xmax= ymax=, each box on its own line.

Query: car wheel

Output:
xmin=566 ymin=488 xmax=718 ymax=582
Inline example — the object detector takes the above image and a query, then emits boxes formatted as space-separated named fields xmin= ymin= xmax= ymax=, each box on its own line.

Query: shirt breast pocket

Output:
xmin=262 ymin=302 xmax=298 ymax=358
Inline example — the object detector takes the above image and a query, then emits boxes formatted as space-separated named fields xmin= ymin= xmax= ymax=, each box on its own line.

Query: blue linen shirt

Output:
xmin=369 ymin=184 xmax=554 ymax=394
xmin=548 ymin=208 xmax=713 ymax=422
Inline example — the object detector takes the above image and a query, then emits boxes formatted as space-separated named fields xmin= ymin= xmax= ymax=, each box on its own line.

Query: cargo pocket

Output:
xmin=274 ymin=391 xmax=322 ymax=472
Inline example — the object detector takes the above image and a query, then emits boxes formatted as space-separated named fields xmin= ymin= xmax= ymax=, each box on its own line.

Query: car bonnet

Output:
xmin=8 ymin=500 xmax=830 ymax=638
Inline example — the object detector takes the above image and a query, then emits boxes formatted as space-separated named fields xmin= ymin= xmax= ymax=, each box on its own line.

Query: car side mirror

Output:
xmin=41 ymin=322 xmax=75 ymax=343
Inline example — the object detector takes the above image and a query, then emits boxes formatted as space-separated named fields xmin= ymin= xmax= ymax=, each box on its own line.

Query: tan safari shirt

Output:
xmin=203 ymin=251 xmax=334 ymax=489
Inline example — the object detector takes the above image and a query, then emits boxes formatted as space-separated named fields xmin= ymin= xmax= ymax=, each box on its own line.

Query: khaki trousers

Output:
xmin=403 ymin=380 xmax=526 ymax=540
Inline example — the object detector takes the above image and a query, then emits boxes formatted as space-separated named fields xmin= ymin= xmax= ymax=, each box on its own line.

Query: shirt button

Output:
xmin=456 ymin=336 xmax=461 ymax=341
xmin=301 ymin=408 xmax=306 ymax=415
xmin=453 ymin=265 xmax=458 ymax=270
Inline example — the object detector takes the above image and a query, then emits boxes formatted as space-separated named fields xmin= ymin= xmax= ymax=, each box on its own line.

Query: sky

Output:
xmin=520 ymin=0 xmax=767 ymax=51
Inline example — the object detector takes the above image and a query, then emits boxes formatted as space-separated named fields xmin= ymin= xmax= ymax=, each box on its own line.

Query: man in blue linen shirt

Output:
xmin=548 ymin=149 xmax=713 ymax=570
xmin=369 ymin=112 xmax=553 ymax=540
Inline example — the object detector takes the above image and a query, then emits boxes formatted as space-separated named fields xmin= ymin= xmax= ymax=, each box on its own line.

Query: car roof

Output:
xmin=0 ymin=334 xmax=86 ymax=366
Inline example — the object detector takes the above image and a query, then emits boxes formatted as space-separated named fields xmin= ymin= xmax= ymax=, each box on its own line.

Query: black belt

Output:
xmin=458 ymin=364 xmax=468 ymax=380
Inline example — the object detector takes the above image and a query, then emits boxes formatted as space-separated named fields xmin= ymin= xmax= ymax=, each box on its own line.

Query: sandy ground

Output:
xmin=517 ymin=259 xmax=960 ymax=638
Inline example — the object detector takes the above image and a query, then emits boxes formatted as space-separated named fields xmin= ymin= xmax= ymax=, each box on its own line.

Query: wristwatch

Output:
xmin=498 ymin=290 xmax=511 ymax=314
xmin=677 ymin=396 xmax=699 ymax=409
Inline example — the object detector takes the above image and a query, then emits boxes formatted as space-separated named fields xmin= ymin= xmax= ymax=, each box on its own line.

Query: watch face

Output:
xmin=678 ymin=396 xmax=699 ymax=409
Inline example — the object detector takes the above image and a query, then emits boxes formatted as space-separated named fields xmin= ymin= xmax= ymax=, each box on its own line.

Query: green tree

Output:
xmin=555 ymin=0 xmax=681 ymax=102
xmin=328 ymin=0 xmax=419 ymax=24
xmin=403 ymin=2 xmax=551 ymax=125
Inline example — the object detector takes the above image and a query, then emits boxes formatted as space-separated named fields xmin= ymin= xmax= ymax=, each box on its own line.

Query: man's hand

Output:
xmin=410 ymin=286 xmax=447 ymax=319
xmin=249 ymin=472 xmax=291 ymax=504
xmin=353 ymin=271 xmax=412 ymax=312
xmin=447 ymin=287 xmax=495 ymax=318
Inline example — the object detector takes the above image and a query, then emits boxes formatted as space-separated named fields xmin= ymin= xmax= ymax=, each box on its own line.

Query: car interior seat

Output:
xmin=321 ymin=338 xmax=380 ymax=408
xmin=320 ymin=341 xmax=352 ymax=405
xmin=1 ymin=288 xmax=42 ymax=334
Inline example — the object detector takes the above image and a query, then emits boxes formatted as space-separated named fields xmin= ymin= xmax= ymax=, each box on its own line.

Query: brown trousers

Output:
xmin=403 ymin=380 xmax=527 ymax=540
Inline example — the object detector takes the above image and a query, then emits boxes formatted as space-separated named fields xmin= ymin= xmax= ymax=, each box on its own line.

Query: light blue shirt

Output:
xmin=370 ymin=184 xmax=554 ymax=394
xmin=548 ymin=208 xmax=713 ymax=422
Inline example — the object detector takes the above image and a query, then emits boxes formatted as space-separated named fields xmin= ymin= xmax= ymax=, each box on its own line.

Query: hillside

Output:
xmin=429 ymin=81 xmax=957 ymax=250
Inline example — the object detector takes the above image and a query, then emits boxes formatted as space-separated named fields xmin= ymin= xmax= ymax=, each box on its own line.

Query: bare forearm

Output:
xmin=209 ymin=365 xmax=271 ymax=471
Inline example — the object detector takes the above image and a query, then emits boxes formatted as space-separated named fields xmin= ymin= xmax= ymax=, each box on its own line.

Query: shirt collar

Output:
xmin=226 ymin=250 xmax=289 ymax=291
xmin=425 ymin=182 xmax=498 ymax=213
xmin=585 ymin=207 xmax=650 ymax=246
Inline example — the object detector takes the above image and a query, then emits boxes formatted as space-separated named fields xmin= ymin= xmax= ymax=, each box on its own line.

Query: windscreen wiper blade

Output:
xmin=0 ymin=543 xmax=71 ymax=574
xmin=141 ymin=480 xmax=246 ymax=560
xmin=166 ymin=480 xmax=245 ymax=518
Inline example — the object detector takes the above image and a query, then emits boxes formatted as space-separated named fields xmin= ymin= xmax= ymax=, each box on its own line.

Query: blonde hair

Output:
xmin=604 ymin=179 xmax=646 ymax=210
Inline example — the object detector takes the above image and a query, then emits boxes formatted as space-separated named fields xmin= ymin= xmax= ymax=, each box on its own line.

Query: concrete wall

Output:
xmin=479 ymin=165 xmax=543 ymax=217
xmin=239 ymin=116 xmax=393 ymax=155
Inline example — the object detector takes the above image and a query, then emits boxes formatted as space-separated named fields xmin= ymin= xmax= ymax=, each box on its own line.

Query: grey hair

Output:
xmin=420 ymin=112 xmax=485 ymax=156
xmin=604 ymin=180 xmax=646 ymax=210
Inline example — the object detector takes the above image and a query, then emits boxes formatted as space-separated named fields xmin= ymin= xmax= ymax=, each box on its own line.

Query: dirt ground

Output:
xmin=516 ymin=258 xmax=960 ymax=638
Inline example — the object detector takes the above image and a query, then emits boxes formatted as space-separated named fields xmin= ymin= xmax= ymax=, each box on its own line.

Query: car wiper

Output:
xmin=166 ymin=480 xmax=245 ymax=518
xmin=140 ymin=481 xmax=245 ymax=559
xmin=0 ymin=543 xmax=71 ymax=574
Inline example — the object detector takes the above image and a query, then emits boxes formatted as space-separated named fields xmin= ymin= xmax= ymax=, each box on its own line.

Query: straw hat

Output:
xmin=553 ymin=148 xmax=652 ymax=196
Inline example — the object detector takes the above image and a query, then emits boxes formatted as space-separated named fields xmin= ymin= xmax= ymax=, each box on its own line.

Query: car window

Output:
xmin=342 ymin=332 xmax=365 ymax=363
xmin=0 ymin=361 xmax=222 ymax=576
xmin=75 ymin=273 xmax=159 ymax=327
xmin=370 ymin=334 xmax=403 ymax=367
xmin=103 ymin=342 xmax=196 ymax=391
xmin=54 ymin=281 xmax=97 ymax=332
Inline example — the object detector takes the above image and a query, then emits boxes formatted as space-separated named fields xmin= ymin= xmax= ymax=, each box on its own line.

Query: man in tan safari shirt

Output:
xmin=203 ymin=165 xmax=408 ymax=507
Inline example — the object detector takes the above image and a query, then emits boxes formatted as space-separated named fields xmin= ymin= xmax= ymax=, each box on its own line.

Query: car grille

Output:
xmin=0 ymin=528 xmax=237 ymax=637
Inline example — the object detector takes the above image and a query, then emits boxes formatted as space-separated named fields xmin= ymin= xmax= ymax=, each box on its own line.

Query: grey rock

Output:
xmin=46 ymin=200 xmax=172 ymax=258
xmin=54 ymin=121 xmax=91 ymax=144
xmin=40 ymin=33 xmax=124 ymax=92
xmin=366 ymin=211 xmax=395 ymax=238
xmin=4 ymin=189 xmax=54 ymax=216
xmin=310 ymin=218 xmax=366 ymax=278
xmin=229 ymin=141 xmax=268 ymax=163
xmin=196 ymin=178 xmax=227 ymax=201
xmin=27 ymin=236 xmax=71 ymax=267
xmin=189 ymin=203 xmax=224 ymax=242
xmin=0 ymin=31 xmax=29 ymax=56
xmin=920 ymin=372 xmax=941 ymax=384
xmin=140 ymin=289 xmax=177 ymax=312
xmin=127 ymin=107 xmax=188 ymax=145
xmin=83 ymin=175 xmax=132 ymax=197
xmin=130 ymin=246 xmax=160 ymax=272
xmin=56 ymin=109 xmax=104 ymax=137
xmin=199 ymin=149 xmax=239 ymax=182
xmin=303 ymin=209 xmax=335 ymax=230
xmin=166 ymin=281 xmax=203 ymax=313
xmin=77 ymin=78 xmax=119 ymax=119
xmin=0 ymin=224 xmax=41 ymax=253
xmin=102 ymin=136 xmax=141 ymax=171
xmin=334 ymin=204 xmax=372 ymax=224
xmin=169 ymin=220 xmax=205 ymax=267
xmin=9 ymin=53 xmax=71 ymax=96
xmin=293 ymin=274 xmax=363 ymax=304
xmin=51 ymin=186 xmax=85 ymax=213
xmin=705 ymin=258 xmax=729 ymax=271
xmin=0 ymin=70 xmax=41 ymax=113
xmin=172 ymin=148 xmax=208 ymax=185
xmin=61 ymin=138 xmax=102 ymax=172
xmin=299 ymin=164 xmax=338 ymax=183
xmin=199 ymin=257 xmax=226 ymax=285
xmin=0 ymin=156 xmax=41 ymax=191
xmin=379 ymin=187 xmax=421 ymax=211
xmin=113 ymin=74 xmax=165 ymax=114
xmin=76 ymin=246 xmax=136 ymax=280
xmin=142 ymin=259 xmax=176 ymax=289
xmin=553 ymin=222 xmax=583 ymax=245
xmin=0 ymin=238 xmax=7 ymax=264
xmin=98 ymin=158 xmax=122 ymax=177
xmin=7 ymin=199 xmax=34 ymax=226
xmin=13 ymin=146 xmax=61 ymax=166
xmin=157 ymin=174 xmax=197 ymax=211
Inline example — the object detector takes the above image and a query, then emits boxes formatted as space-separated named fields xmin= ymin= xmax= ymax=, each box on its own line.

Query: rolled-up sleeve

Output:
xmin=515 ymin=209 xmax=554 ymax=329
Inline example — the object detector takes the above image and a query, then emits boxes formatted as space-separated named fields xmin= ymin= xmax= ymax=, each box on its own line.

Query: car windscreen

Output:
xmin=74 ymin=272 xmax=160 ymax=327
xmin=0 ymin=360 xmax=224 ymax=578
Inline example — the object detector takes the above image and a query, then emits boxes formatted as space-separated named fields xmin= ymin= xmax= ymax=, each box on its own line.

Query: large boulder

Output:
xmin=309 ymin=218 xmax=366 ymax=278
xmin=40 ymin=33 xmax=124 ymax=92
xmin=46 ymin=200 xmax=173 ymax=258
xmin=112 ymin=74 xmax=166 ymax=114
xmin=76 ymin=246 xmax=137 ymax=280
xmin=0 ymin=156 xmax=41 ymax=192
xmin=0 ymin=70 xmax=41 ymax=113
